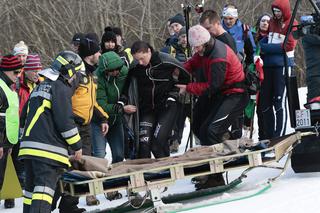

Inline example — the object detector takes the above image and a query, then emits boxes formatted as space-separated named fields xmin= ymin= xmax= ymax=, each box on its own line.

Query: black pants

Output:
xmin=12 ymin=142 xmax=25 ymax=186
xmin=170 ymin=102 xmax=191 ymax=144
xmin=193 ymin=93 xmax=248 ymax=145
xmin=259 ymin=66 xmax=288 ymax=139
xmin=52 ymin=123 xmax=92 ymax=212
xmin=0 ymin=147 xmax=10 ymax=191
xmin=23 ymin=159 xmax=63 ymax=213
xmin=138 ymin=103 xmax=178 ymax=159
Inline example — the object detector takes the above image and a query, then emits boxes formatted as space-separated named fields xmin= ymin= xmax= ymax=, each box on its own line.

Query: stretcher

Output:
xmin=59 ymin=132 xmax=301 ymax=212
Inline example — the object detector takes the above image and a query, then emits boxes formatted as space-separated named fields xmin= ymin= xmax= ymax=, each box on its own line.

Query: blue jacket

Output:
xmin=222 ymin=19 xmax=256 ymax=58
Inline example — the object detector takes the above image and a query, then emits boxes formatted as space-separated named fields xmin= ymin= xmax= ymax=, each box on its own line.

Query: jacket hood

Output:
xmin=95 ymin=51 xmax=124 ymax=77
xmin=272 ymin=0 xmax=291 ymax=22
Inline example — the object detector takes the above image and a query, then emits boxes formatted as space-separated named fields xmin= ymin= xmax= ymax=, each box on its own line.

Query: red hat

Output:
xmin=0 ymin=55 xmax=23 ymax=71
xmin=24 ymin=54 xmax=42 ymax=71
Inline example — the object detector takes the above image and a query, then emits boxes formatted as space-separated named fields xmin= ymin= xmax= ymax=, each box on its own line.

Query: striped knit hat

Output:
xmin=0 ymin=55 xmax=23 ymax=71
xmin=24 ymin=54 xmax=42 ymax=71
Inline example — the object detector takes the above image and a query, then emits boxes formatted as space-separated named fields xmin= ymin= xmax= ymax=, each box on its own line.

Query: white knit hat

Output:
xmin=188 ymin=25 xmax=211 ymax=47
xmin=12 ymin=41 xmax=29 ymax=56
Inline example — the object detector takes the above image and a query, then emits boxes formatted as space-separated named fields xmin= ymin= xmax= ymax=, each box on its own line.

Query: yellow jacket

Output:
xmin=72 ymin=74 xmax=108 ymax=125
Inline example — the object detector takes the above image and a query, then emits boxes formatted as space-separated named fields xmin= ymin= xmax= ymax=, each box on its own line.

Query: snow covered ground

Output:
xmin=2 ymin=87 xmax=320 ymax=213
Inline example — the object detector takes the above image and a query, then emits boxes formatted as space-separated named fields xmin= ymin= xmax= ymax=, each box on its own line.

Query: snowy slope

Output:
xmin=2 ymin=87 xmax=320 ymax=213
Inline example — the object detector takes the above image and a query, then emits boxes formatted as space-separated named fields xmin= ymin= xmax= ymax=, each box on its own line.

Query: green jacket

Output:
xmin=95 ymin=51 xmax=128 ymax=126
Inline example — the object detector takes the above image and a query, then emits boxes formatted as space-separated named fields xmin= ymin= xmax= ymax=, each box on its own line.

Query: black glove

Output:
xmin=165 ymin=97 xmax=176 ymax=108
xmin=113 ymin=101 xmax=125 ymax=114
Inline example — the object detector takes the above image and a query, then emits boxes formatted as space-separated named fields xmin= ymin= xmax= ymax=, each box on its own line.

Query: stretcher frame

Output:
xmin=59 ymin=132 xmax=301 ymax=200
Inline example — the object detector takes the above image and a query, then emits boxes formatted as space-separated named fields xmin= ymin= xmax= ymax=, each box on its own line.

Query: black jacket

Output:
xmin=123 ymin=51 xmax=189 ymax=113
xmin=0 ymin=72 xmax=14 ymax=148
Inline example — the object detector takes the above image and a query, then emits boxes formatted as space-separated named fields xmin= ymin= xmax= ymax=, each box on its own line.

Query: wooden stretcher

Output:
xmin=59 ymin=132 xmax=302 ymax=212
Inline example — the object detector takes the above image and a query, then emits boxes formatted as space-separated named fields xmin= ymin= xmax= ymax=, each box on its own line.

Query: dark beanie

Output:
xmin=169 ymin=13 xmax=185 ymax=26
xmin=71 ymin=32 xmax=85 ymax=44
xmin=178 ymin=27 xmax=186 ymax=37
xmin=86 ymin=32 xmax=100 ymax=44
xmin=0 ymin=54 xmax=23 ymax=71
xmin=112 ymin=27 xmax=122 ymax=37
xmin=78 ymin=36 xmax=100 ymax=58
xmin=101 ymin=27 xmax=117 ymax=44
xmin=101 ymin=27 xmax=118 ymax=53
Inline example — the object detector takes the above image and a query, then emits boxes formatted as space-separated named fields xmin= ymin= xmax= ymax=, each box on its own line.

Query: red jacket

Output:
xmin=13 ymin=71 xmax=39 ymax=115
xmin=184 ymin=39 xmax=245 ymax=96
xmin=270 ymin=0 xmax=298 ymax=52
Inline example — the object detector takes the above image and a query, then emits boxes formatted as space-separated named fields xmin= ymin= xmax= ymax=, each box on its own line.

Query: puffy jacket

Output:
xmin=95 ymin=51 xmax=128 ymax=126
xmin=19 ymin=78 xmax=82 ymax=168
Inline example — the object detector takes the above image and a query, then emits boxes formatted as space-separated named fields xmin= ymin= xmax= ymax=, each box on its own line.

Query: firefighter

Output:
xmin=18 ymin=51 xmax=84 ymax=213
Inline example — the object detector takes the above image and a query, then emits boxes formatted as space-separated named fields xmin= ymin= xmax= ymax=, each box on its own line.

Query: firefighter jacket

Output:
xmin=19 ymin=78 xmax=82 ymax=168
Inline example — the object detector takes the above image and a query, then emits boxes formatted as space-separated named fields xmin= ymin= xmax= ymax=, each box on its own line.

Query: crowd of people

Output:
xmin=0 ymin=0 xmax=297 ymax=212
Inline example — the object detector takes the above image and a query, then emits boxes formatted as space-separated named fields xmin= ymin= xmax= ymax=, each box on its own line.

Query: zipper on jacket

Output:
xmin=88 ymin=76 xmax=94 ymax=123
xmin=112 ymin=78 xmax=120 ymax=126
xmin=152 ymin=80 xmax=155 ymax=109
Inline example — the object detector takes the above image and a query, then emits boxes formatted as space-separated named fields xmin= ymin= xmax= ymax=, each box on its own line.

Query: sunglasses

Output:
xmin=13 ymin=70 xmax=21 ymax=75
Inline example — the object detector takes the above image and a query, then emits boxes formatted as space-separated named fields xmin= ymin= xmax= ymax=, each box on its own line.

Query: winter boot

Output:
xmin=195 ymin=173 xmax=225 ymax=191
xmin=86 ymin=195 xmax=100 ymax=206
xmin=4 ymin=199 xmax=15 ymax=209
xmin=191 ymin=175 xmax=209 ymax=184
xmin=170 ymin=140 xmax=180 ymax=153
xmin=105 ymin=191 xmax=122 ymax=201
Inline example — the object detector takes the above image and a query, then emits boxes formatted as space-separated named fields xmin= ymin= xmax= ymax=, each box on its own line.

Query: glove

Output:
xmin=165 ymin=97 xmax=176 ymax=108
xmin=113 ymin=101 xmax=124 ymax=114
xmin=254 ymin=55 xmax=264 ymax=66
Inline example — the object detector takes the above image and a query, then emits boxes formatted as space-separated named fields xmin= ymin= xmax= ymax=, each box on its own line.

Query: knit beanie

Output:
xmin=78 ymin=35 xmax=100 ymax=58
xmin=178 ymin=27 xmax=187 ymax=37
xmin=112 ymin=27 xmax=122 ymax=37
xmin=86 ymin=32 xmax=100 ymax=44
xmin=169 ymin=13 xmax=185 ymax=26
xmin=188 ymin=25 xmax=211 ymax=47
xmin=24 ymin=54 xmax=42 ymax=71
xmin=12 ymin=41 xmax=29 ymax=56
xmin=0 ymin=55 xmax=23 ymax=71
xmin=101 ymin=27 xmax=118 ymax=53
xmin=101 ymin=28 xmax=117 ymax=44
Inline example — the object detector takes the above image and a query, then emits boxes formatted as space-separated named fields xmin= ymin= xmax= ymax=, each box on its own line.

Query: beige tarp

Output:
xmin=69 ymin=138 xmax=258 ymax=179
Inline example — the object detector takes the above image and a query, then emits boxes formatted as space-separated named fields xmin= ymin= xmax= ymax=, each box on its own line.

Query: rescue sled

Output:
xmin=59 ymin=132 xmax=301 ymax=212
